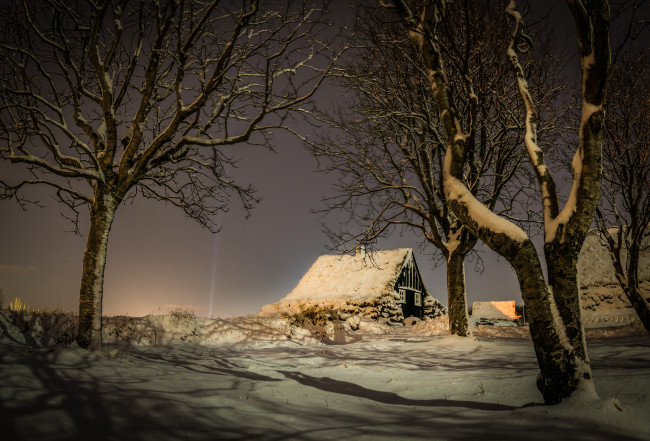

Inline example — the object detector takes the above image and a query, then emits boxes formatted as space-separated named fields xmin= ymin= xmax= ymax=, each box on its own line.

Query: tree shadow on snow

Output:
xmin=1 ymin=335 xmax=648 ymax=441
xmin=278 ymin=370 xmax=522 ymax=411
xmin=0 ymin=344 xmax=264 ymax=441
xmin=238 ymin=384 xmax=647 ymax=441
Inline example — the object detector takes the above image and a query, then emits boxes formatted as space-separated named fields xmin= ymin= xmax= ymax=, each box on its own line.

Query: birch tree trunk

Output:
xmin=545 ymin=241 xmax=589 ymax=359
xmin=76 ymin=190 xmax=120 ymax=350
xmin=510 ymin=241 xmax=590 ymax=402
xmin=447 ymin=250 xmax=470 ymax=337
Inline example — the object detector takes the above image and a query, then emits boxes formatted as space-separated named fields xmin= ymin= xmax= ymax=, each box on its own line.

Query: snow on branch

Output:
xmin=505 ymin=1 xmax=560 ymax=235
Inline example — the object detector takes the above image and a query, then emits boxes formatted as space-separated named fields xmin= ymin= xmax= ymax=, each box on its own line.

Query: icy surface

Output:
xmin=1 ymin=311 xmax=649 ymax=441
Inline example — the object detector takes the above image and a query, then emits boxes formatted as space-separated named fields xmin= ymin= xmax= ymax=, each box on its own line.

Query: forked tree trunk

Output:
xmin=391 ymin=0 xmax=607 ymax=404
xmin=447 ymin=251 xmax=470 ymax=336
xmin=76 ymin=191 xmax=119 ymax=350
xmin=510 ymin=240 xmax=593 ymax=403
xmin=447 ymin=197 xmax=596 ymax=404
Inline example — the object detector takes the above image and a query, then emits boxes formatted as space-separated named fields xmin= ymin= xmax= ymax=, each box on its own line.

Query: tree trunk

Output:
xmin=545 ymin=240 xmax=589 ymax=360
xmin=445 ymin=194 xmax=596 ymax=403
xmin=76 ymin=191 xmax=119 ymax=350
xmin=622 ymin=243 xmax=650 ymax=332
xmin=447 ymin=251 xmax=470 ymax=336
xmin=509 ymin=240 xmax=596 ymax=404
xmin=625 ymin=284 xmax=650 ymax=332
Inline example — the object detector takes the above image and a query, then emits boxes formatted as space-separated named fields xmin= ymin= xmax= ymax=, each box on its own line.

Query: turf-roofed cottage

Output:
xmin=259 ymin=248 xmax=446 ymax=323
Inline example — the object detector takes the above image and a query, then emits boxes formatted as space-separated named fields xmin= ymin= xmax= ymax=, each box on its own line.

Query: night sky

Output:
xmin=0 ymin=131 xmax=523 ymax=317
xmin=0 ymin=1 xmax=588 ymax=318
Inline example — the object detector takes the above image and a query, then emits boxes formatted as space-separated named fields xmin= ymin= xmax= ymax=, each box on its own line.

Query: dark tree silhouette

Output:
xmin=596 ymin=45 xmax=650 ymax=332
xmin=0 ymin=0 xmax=341 ymax=349
xmin=390 ymin=0 xmax=610 ymax=404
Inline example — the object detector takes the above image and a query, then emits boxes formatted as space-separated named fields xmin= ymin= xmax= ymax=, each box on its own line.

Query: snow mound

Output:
xmin=0 ymin=311 xmax=326 ymax=350
xmin=410 ymin=315 xmax=450 ymax=336
xmin=2 ymin=309 xmax=644 ymax=354
xmin=357 ymin=318 xmax=394 ymax=334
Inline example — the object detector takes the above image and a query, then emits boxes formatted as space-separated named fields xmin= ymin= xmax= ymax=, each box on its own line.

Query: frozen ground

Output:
xmin=1 ymin=313 xmax=649 ymax=441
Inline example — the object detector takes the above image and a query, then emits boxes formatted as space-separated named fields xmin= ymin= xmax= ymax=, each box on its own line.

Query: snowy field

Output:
xmin=1 ymin=313 xmax=649 ymax=441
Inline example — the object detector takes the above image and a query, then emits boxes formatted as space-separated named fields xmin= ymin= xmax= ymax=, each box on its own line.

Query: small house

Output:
xmin=259 ymin=248 xmax=446 ymax=323
xmin=471 ymin=301 xmax=518 ymax=321
xmin=470 ymin=300 xmax=519 ymax=326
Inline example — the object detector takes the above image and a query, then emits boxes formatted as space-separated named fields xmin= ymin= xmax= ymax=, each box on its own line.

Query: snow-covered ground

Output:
xmin=1 ymin=312 xmax=649 ymax=441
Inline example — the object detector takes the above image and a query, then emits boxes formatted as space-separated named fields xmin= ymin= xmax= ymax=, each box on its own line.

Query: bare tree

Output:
xmin=0 ymin=0 xmax=341 ymax=350
xmin=312 ymin=1 xmax=566 ymax=336
xmin=391 ymin=0 xmax=610 ymax=404
xmin=595 ymin=45 xmax=650 ymax=331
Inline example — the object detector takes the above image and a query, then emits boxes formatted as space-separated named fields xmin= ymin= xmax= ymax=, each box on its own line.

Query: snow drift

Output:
xmin=1 ymin=310 xmax=649 ymax=441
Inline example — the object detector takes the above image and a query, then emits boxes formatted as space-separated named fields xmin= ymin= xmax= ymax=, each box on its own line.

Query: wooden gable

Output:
xmin=393 ymin=252 xmax=429 ymax=319
xmin=394 ymin=252 xmax=426 ymax=294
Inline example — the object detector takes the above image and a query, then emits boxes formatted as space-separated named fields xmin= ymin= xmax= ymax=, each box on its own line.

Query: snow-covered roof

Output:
xmin=472 ymin=301 xmax=518 ymax=320
xmin=279 ymin=248 xmax=412 ymax=302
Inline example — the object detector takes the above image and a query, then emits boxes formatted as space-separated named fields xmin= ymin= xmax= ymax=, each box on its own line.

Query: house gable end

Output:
xmin=393 ymin=251 xmax=433 ymax=319
xmin=394 ymin=251 xmax=427 ymax=294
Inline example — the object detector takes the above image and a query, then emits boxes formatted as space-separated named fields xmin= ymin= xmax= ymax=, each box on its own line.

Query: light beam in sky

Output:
xmin=209 ymin=235 xmax=219 ymax=318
